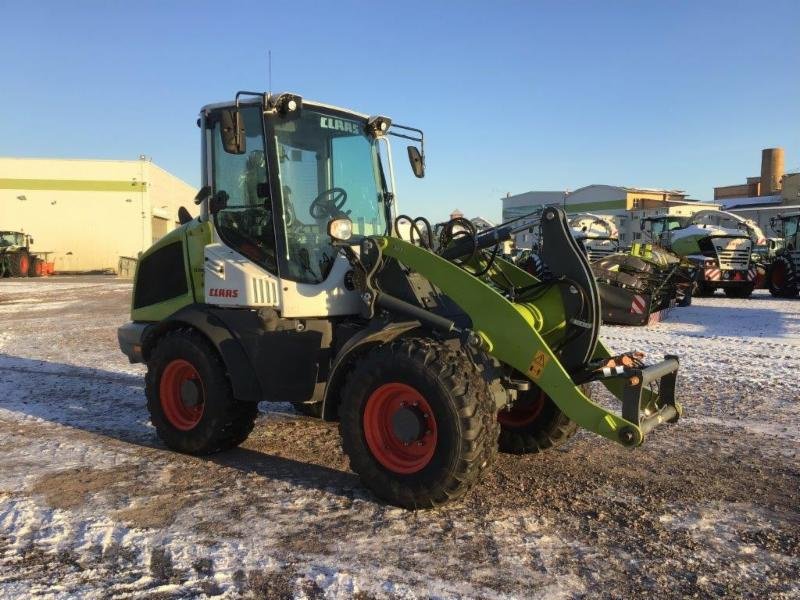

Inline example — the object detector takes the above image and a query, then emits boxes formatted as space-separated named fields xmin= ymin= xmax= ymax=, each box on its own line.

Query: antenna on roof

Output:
xmin=268 ymin=50 xmax=272 ymax=96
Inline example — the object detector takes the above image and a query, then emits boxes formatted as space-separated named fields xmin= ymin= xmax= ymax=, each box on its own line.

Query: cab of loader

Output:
xmin=771 ymin=213 xmax=800 ymax=251
xmin=198 ymin=93 xmax=422 ymax=290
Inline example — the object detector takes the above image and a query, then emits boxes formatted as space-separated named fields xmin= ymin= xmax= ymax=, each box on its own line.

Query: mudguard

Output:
xmin=320 ymin=320 xmax=421 ymax=420
xmin=141 ymin=305 xmax=262 ymax=403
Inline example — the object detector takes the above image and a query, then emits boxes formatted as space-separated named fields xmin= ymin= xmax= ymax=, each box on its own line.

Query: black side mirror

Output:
xmin=28 ymin=237 xmax=34 ymax=245
xmin=209 ymin=191 xmax=229 ymax=215
xmin=194 ymin=185 xmax=212 ymax=205
xmin=407 ymin=146 xmax=425 ymax=178
xmin=178 ymin=206 xmax=193 ymax=225
xmin=220 ymin=109 xmax=246 ymax=154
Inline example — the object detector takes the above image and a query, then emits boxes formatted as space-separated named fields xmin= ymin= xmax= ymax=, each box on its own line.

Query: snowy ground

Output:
xmin=0 ymin=277 xmax=798 ymax=599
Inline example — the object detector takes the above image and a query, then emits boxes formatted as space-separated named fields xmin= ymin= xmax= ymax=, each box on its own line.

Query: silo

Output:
xmin=760 ymin=148 xmax=784 ymax=195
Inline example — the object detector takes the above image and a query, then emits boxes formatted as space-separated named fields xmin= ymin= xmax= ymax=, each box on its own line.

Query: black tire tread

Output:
xmin=497 ymin=386 xmax=582 ymax=455
xmin=9 ymin=251 xmax=29 ymax=278
xmin=145 ymin=328 xmax=257 ymax=455
xmin=768 ymin=256 xmax=799 ymax=298
xmin=723 ymin=284 xmax=754 ymax=299
xmin=339 ymin=337 xmax=498 ymax=509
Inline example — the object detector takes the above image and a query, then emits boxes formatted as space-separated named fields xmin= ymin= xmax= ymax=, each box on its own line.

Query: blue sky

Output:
xmin=2 ymin=0 xmax=798 ymax=223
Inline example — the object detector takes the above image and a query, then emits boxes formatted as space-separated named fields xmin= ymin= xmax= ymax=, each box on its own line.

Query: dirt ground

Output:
xmin=0 ymin=276 xmax=798 ymax=599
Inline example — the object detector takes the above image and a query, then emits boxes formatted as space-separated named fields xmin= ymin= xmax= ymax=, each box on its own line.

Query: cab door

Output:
xmin=208 ymin=106 xmax=278 ymax=274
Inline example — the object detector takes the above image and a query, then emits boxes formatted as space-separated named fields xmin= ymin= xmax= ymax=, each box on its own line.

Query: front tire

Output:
xmin=339 ymin=338 xmax=498 ymax=509
xmin=768 ymin=256 xmax=799 ymax=298
xmin=145 ymin=329 xmax=258 ymax=455
xmin=498 ymin=384 xmax=579 ymax=454
xmin=723 ymin=284 xmax=754 ymax=299
xmin=692 ymin=281 xmax=715 ymax=297
xmin=9 ymin=252 xmax=29 ymax=277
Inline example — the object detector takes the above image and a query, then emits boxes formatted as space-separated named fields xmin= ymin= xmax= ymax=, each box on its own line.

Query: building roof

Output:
xmin=719 ymin=195 xmax=782 ymax=209
xmin=564 ymin=184 xmax=686 ymax=196
xmin=729 ymin=204 xmax=800 ymax=213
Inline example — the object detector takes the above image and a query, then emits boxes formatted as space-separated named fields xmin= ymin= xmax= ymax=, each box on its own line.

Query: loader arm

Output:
xmin=376 ymin=235 xmax=681 ymax=447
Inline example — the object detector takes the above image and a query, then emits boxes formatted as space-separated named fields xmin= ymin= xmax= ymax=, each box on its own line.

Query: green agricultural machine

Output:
xmin=766 ymin=212 xmax=800 ymax=298
xmin=521 ymin=214 xmax=692 ymax=326
xmin=642 ymin=210 xmax=761 ymax=298
xmin=0 ymin=231 xmax=35 ymax=278
xmin=119 ymin=92 xmax=682 ymax=508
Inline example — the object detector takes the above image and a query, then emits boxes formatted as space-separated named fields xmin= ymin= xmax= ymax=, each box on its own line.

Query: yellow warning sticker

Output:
xmin=528 ymin=351 xmax=549 ymax=380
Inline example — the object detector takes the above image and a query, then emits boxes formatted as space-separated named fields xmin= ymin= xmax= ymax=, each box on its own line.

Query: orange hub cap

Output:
xmin=160 ymin=359 xmax=205 ymax=430
xmin=363 ymin=383 xmax=438 ymax=474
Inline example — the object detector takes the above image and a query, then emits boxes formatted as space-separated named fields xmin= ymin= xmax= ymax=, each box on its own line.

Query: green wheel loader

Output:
xmin=118 ymin=92 xmax=682 ymax=508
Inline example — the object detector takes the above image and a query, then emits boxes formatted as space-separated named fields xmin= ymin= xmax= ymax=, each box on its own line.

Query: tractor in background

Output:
xmin=765 ymin=212 xmax=800 ymax=298
xmin=0 ymin=231 xmax=47 ymax=278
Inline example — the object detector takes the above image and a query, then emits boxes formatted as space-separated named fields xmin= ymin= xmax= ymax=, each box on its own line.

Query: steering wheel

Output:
xmin=309 ymin=187 xmax=348 ymax=219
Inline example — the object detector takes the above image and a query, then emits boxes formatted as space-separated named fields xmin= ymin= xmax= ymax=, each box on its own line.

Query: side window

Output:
xmin=212 ymin=106 xmax=277 ymax=273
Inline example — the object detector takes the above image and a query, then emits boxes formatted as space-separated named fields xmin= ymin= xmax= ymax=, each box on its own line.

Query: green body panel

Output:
xmin=185 ymin=219 xmax=213 ymax=300
xmin=670 ymin=234 xmax=704 ymax=256
xmin=130 ymin=218 xmax=212 ymax=322
xmin=377 ymin=236 xmax=656 ymax=446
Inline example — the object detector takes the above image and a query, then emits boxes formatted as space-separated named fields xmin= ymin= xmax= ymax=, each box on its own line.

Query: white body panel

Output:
xmin=204 ymin=243 xmax=281 ymax=308
xmin=203 ymin=243 xmax=361 ymax=318
xmin=280 ymin=255 xmax=361 ymax=318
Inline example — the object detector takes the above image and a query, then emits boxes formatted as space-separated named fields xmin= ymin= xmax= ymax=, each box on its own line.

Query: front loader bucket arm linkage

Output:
xmin=374 ymin=235 xmax=682 ymax=447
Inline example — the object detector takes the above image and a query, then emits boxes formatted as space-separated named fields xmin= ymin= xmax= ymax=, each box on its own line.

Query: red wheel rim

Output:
xmin=772 ymin=261 xmax=787 ymax=288
xmin=498 ymin=389 xmax=546 ymax=428
xmin=159 ymin=359 xmax=205 ymax=430
xmin=20 ymin=255 xmax=29 ymax=274
xmin=363 ymin=383 xmax=437 ymax=474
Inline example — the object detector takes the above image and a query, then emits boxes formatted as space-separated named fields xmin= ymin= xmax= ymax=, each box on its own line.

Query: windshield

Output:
xmin=273 ymin=109 xmax=387 ymax=283
xmin=0 ymin=232 xmax=24 ymax=247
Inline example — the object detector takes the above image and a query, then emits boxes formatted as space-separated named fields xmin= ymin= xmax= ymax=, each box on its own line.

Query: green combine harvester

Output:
xmin=119 ymin=92 xmax=682 ymax=508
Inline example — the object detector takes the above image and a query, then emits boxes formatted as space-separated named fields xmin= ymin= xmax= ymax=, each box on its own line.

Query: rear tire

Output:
xmin=498 ymin=384 xmax=580 ymax=454
xmin=339 ymin=338 xmax=498 ymax=509
xmin=768 ymin=256 xmax=799 ymax=298
xmin=9 ymin=252 xmax=29 ymax=278
xmin=145 ymin=329 xmax=258 ymax=455
xmin=692 ymin=281 xmax=715 ymax=297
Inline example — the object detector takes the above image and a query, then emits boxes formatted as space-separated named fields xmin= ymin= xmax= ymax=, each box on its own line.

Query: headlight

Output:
xmin=328 ymin=217 xmax=353 ymax=241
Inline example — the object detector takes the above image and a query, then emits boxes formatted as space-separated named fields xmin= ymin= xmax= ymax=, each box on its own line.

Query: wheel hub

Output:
xmin=391 ymin=406 xmax=426 ymax=444
xmin=363 ymin=383 xmax=438 ymax=474
xmin=160 ymin=359 xmax=205 ymax=431
xmin=180 ymin=379 xmax=202 ymax=407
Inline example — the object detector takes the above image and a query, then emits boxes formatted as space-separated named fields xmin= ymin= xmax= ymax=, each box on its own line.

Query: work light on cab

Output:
xmin=328 ymin=217 xmax=353 ymax=242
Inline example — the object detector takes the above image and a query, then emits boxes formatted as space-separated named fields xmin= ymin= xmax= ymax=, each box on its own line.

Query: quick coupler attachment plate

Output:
xmin=619 ymin=354 xmax=681 ymax=444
